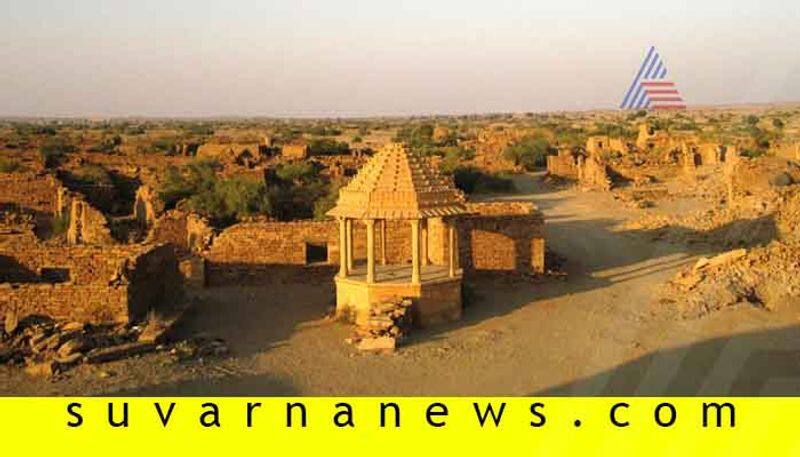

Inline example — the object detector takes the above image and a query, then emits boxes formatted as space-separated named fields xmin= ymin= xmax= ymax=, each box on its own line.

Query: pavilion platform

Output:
xmin=334 ymin=264 xmax=463 ymax=327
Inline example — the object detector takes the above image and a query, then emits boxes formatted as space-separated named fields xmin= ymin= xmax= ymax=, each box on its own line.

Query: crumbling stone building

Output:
xmin=281 ymin=142 xmax=310 ymax=160
xmin=0 ymin=220 xmax=182 ymax=323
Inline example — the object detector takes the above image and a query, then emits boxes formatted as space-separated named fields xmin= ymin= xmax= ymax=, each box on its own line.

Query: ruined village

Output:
xmin=0 ymin=106 xmax=799 ymax=395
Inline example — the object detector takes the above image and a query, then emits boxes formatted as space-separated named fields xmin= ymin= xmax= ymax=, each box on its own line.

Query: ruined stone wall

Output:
xmin=0 ymin=283 xmax=129 ymax=323
xmin=203 ymin=220 xmax=337 ymax=284
xmin=457 ymin=202 xmax=546 ymax=274
xmin=201 ymin=218 xmax=419 ymax=285
xmin=66 ymin=197 xmax=115 ymax=245
xmin=197 ymin=143 xmax=261 ymax=163
xmin=698 ymin=143 xmax=723 ymax=165
xmin=0 ymin=222 xmax=41 ymax=282
xmin=586 ymin=136 xmax=610 ymax=156
xmin=281 ymin=143 xmax=309 ymax=160
xmin=0 ymin=243 xmax=145 ymax=285
xmin=0 ymin=243 xmax=181 ymax=323
xmin=546 ymin=150 xmax=580 ymax=179
xmin=586 ymin=136 xmax=629 ymax=156
xmin=608 ymin=138 xmax=630 ymax=154
xmin=771 ymin=141 xmax=800 ymax=160
xmin=133 ymin=185 xmax=162 ymax=229
xmin=577 ymin=155 xmax=613 ymax=191
xmin=0 ymin=172 xmax=59 ymax=228
xmin=125 ymin=243 xmax=183 ymax=319
xmin=146 ymin=209 xmax=189 ymax=255
xmin=468 ymin=129 xmax=521 ymax=173
xmin=200 ymin=202 xmax=546 ymax=284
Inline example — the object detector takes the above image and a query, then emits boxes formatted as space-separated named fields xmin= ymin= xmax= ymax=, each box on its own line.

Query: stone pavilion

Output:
xmin=327 ymin=142 xmax=467 ymax=326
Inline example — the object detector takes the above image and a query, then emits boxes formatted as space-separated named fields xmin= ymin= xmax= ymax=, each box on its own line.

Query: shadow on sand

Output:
xmin=534 ymin=324 xmax=800 ymax=396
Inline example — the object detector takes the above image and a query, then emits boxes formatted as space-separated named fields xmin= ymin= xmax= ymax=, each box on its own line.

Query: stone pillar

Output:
xmin=366 ymin=219 xmax=375 ymax=284
xmin=421 ymin=219 xmax=429 ymax=266
xmin=448 ymin=223 xmax=456 ymax=278
xmin=380 ymin=219 xmax=387 ymax=266
xmin=346 ymin=219 xmax=354 ymax=271
xmin=411 ymin=219 xmax=421 ymax=284
xmin=338 ymin=217 xmax=348 ymax=278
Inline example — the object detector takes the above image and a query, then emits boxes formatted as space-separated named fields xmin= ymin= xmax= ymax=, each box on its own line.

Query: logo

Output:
xmin=620 ymin=46 xmax=685 ymax=110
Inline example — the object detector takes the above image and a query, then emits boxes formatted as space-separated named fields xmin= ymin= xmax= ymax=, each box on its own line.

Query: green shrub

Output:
xmin=50 ymin=214 xmax=69 ymax=236
xmin=503 ymin=133 xmax=551 ymax=170
xmin=439 ymin=146 xmax=476 ymax=174
xmin=158 ymin=158 xmax=275 ymax=224
xmin=40 ymin=136 xmax=77 ymax=168
xmin=187 ymin=177 xmax=272 ymax=223
xmin=158 ymin=159 xmax=220 ymax=209
xmin=307 ymin=138 xmax=349 ymax=156
xmin=71 ymin=164 xmax=112 ymax=186
xmin=312 ymin=178 xmax=345 ymax=220
xmin=450 ymin=166 xmax=515 ymax=194
xmin=274 ymin=161 xmax=318 ymax=184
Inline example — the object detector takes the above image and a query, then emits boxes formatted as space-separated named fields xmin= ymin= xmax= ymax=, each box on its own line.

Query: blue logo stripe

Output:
xmin=652 ymin=61 xmax=663 ymax=80
xmin=645 ymin=52 xmax=660 ymax=78
xmin=620 ymin=46 xmax=656 ymax=108
xmin=627 ymin=51 xmax=661 ymax=109
xmin=626 ymin=52 xmax=659 ymax=108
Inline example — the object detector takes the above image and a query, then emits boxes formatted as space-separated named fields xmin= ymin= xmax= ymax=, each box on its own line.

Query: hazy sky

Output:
xmin=1 ymin=0 xmax=798 ymax=117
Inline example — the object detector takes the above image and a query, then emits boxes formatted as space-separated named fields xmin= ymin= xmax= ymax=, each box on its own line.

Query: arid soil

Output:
xmin=2 ymin=173 xmax=799 ymax=396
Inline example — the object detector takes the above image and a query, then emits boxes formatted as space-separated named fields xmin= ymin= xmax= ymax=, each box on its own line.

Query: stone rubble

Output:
xmin=0 ymin=311 xmax=229 ymax=379
xmin=345 ymin=298 xmax=414 ymax=353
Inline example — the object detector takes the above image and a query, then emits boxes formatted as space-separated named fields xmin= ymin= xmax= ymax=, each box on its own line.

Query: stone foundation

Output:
xmin=334 ymin=267 xmax=462 ymax=327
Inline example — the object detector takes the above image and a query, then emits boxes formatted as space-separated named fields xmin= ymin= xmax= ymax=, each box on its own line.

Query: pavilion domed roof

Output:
xmin=326 ymin=142 xmax=467 ymax=220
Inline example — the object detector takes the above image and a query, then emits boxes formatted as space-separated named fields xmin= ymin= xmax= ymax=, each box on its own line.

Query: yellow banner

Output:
xmin=0 ymin=398 xmax=792 ymax=455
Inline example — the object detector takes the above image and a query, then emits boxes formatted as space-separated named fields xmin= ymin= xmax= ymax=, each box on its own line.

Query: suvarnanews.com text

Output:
xmin=63 ymin=399 xmax=736 ymax=430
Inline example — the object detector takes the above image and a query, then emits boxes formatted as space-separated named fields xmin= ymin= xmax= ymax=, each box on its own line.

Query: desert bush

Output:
xmin=307 ymin=138 xmax=349 ymax=156
xmin=450 ymin=166 xmax=515 ymax=194
xmin=307 ymin=125 xmax=342 ymax=136
xmin=158 ymin=159 xmax=220 ymax=209
xmin=40 ymin=136 xmax=76 ymax=168
xmin=158 ymin=159 xmax=273 ymax=224
xmin=503 ymin=133 xmax=552 ymax=170
xmin=439 ymin=146 xmax=476 ymax=174
xmin=71 ymin=164 xmax=112 ymax=186
xmin=394 ymin=123 xmax=435 ymax=148
xmin=312 ymin=178 xmax=345 ymax=220
xmin=187 ymin=177 xmax=272 ymax=223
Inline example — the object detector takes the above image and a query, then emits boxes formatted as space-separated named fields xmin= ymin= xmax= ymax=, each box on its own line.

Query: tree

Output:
xmin=503 ymin=133 xmax=551 ymax=170
xmin=157 ymin=159 xmax=274 ymax=224
xmin=439 ymin=146 xmax=475 ymax=174
xmin=307 ymin=138 xmax=349 ymax=156
xmin=40 ymin=136 xmax=77 ymax=168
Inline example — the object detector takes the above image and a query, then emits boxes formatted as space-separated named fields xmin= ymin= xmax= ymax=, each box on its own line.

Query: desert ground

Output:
xmin=1 ymin=107 xmax=799 ymax=395
xmin=3 ymin=173 xmax=797 ymax=396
